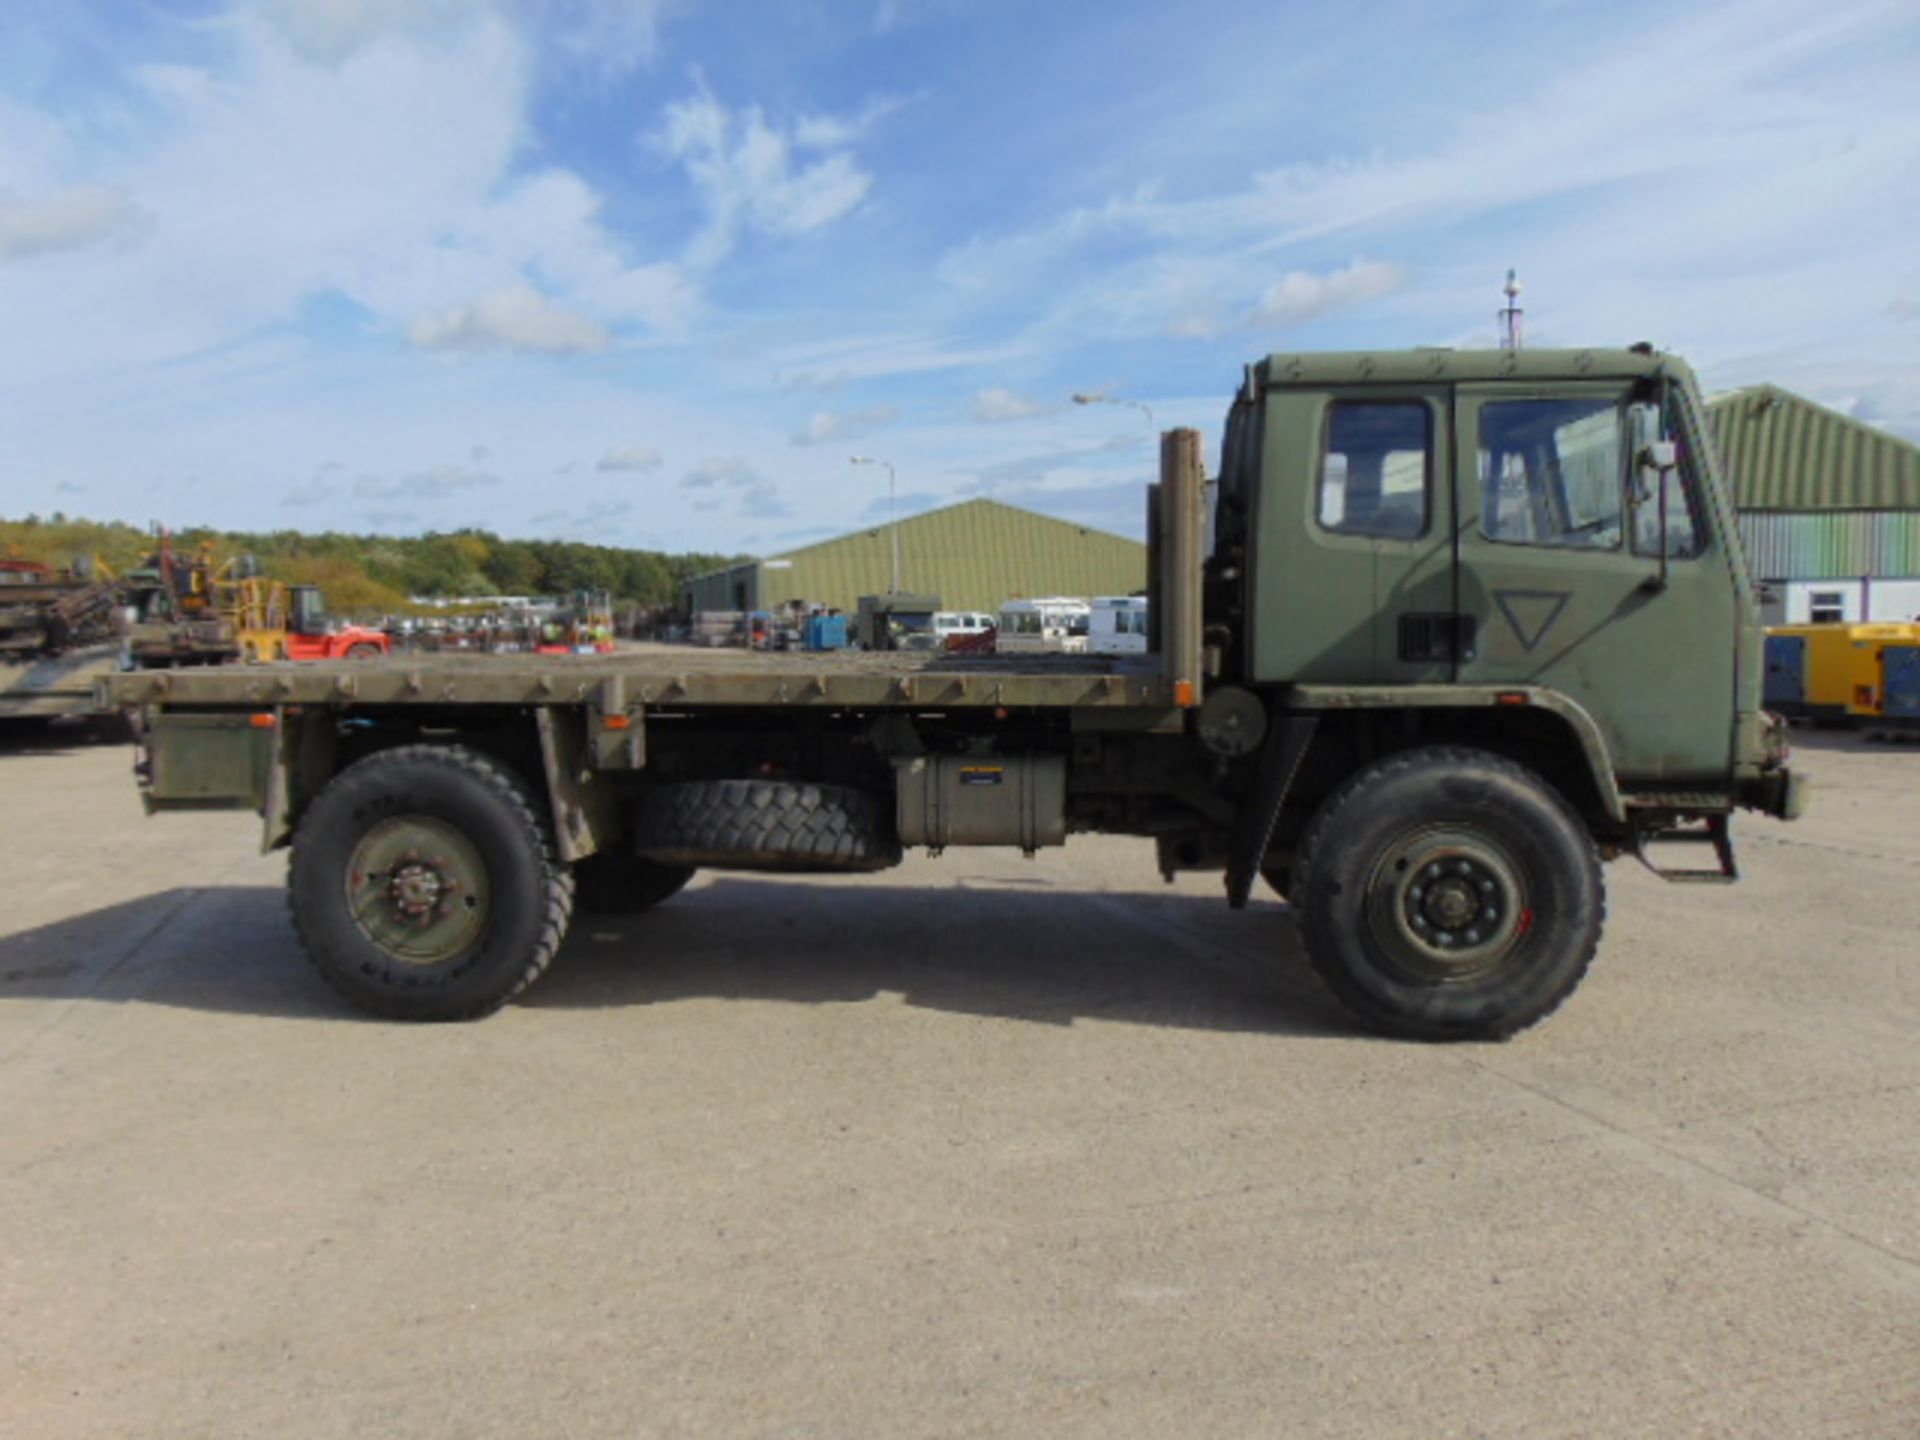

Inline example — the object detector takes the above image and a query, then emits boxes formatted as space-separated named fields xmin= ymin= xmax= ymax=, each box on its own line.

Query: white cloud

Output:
xmin=545 ymin=0 xmax=677 ymax=77
xmin=971 ymin=387 xmax=1046 ymax=423
xmin=407 ymin=281 xmax=611 ymax=354
xmin=658 ymin=87 xmax=875 ymax=269
xmin=0 ymin=186 xmax=142 ymax=263
xmin=0 ymin=11 xmax=691 ymax=388
xmin=263 ymin=0 xmax=486 ymax=63
xmin=771 ymin=333 xmax=1027 ymax=390
xmin=678 ymin=454 xmax=786 ymax=517
xmin=1245 ymin=259 xmax=1406 ymax=330
xmin=790 ymin=405 xmax=897 ymax=446
xmin=597 ymin=445 xmax=663 ymax=472
xmin=355 ymin=461 xmax=500 ymax=499
xmin=681 ymin=456 xmax=754 ymax=490
xmin=265 ymin=0 xmax=674 ymax=75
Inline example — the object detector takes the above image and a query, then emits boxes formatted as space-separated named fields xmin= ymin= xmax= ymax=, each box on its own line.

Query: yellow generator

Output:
xmin=1763 ymin=622 xmax=1920 ymax=722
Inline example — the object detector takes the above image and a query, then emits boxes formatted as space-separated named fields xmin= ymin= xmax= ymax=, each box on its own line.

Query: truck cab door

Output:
xmin=1250 ymin=386 xmax=1456 ymax=684
xmin=1450 ymin=381 xmax=1736 ymax=783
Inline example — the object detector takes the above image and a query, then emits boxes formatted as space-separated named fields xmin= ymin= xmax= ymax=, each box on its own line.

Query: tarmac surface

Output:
xmin=1 ymin=720 xmax=1915 ymax=1438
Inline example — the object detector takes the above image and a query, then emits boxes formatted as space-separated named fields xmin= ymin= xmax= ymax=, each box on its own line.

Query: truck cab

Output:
xmin=1204 ymin=346 xmax=1795 ymax=822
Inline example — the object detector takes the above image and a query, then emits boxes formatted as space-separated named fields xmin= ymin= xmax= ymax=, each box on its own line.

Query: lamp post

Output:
xmin=849 ymin=455 xmax=900 ymax=593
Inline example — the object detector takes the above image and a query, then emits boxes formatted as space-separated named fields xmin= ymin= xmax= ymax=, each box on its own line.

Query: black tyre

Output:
xmin=633 ymin=779 xmax=900 ymax=872
xmin=573 ymin=852 xmax=696 ymax=913
xmin=345 ymin=643 xmax=382 ymax=659
xmin=288 ymin=744 xmax=574 ymax=1021
xmin=1292 ymin=746 xmax=1603 ymax=1041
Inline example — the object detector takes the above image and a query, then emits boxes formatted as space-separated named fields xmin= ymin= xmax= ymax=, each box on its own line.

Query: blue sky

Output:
xmin=2 ymin=0 xmax=1917 ymax=554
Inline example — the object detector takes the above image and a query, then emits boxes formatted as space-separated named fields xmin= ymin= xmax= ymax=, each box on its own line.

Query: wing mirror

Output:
xmin=1636 ymin=440 xmax=1678 ymax=592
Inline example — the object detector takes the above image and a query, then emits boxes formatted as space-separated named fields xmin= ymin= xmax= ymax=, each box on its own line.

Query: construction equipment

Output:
xmin=0 ymin=557 xmax=131 ymax=722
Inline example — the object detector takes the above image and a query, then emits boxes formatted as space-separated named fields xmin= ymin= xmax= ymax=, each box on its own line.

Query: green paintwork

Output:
xmin=1247 ymin=348 xmax=1757 ymax=785
xmin=112 ymin=345 xmax=1796 ymax=855
xmin=345 ymin=815 xmax=490 ymax=965
xmin=0 ymin=644 xmax=119 ymax=719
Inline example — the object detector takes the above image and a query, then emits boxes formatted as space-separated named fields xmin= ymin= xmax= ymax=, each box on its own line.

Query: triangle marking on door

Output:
xmin=1492 ymin=589 xmax=1571 ymax=653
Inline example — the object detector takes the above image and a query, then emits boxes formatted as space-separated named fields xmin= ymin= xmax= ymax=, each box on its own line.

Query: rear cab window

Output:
xmin=1318 ymin=402 xmax=1432 ymax=539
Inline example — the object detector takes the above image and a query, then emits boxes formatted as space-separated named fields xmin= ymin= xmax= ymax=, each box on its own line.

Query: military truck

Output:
xmin=855 ymin=592 xmax=943 ymax=652
xmin=108 ymin=346 xmax=1804 ymax=1039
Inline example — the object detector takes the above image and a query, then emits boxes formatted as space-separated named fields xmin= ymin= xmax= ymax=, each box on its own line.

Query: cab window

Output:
xmin=1478 ymin=397 xmax=1624 ymax=550
xmin=1317 ymin=402 xmax=1431 ymax=539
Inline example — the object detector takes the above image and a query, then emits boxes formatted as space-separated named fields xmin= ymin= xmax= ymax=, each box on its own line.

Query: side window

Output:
xmin=1318 ymin=402 xmax=1431 ymax=539
xmin=1627 ymin=399 xmax=1708 ymax=561
xmin=1479 ymin=397 xmax=1624 ymax=549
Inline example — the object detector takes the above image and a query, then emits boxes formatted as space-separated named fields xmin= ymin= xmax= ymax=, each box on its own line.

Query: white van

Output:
xmin=933 ymin=611 xmax=996 ymax=643
xmin=996 ymin=597 xmax=1091 ymax=654
xmin=1089 ymin=596 xmax=1149 ymax=655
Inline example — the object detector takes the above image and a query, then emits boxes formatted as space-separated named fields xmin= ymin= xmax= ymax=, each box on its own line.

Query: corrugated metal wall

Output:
xmin=681 ymin=499 xmax=1146 ymax=614
xmin=1738 ymin=511 xmax=1920 ymax=580
xmin=1709 ymin=385 xmax=1920 ymax=512
xmin=682 ymin=561 xmax=761 ymax=613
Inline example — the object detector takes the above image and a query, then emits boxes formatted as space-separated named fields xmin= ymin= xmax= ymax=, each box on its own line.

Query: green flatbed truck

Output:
xmin=108 ymin=346 xmax=1805 ymax=1038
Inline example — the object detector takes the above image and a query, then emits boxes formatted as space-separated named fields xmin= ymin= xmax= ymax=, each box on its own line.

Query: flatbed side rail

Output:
xmin=103 ymin=657 xmax=1181 ymax=714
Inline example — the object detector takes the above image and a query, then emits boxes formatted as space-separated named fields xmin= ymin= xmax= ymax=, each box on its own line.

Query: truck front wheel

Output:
xmin=288 ymin=744 xmax=574 ymax=1020
xmin=1291 ymin=747 xmax=1603 ymax=1041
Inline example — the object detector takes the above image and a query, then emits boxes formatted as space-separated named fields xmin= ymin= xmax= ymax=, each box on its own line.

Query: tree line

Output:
xmin=1 ymin=514 xmax=737 ymax=617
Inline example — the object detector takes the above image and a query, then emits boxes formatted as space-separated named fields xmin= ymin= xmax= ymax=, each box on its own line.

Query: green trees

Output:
xmin=0 ymin=515 xmax=738 ymax=615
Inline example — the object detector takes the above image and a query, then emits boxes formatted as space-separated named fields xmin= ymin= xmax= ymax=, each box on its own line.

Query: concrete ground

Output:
xmin=1 ymin=721 xmax=1915 ymax=1439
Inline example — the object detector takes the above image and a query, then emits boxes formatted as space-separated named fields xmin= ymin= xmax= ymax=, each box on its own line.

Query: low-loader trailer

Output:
xmin=109 ymin=347 xmax=1805 ymax=1039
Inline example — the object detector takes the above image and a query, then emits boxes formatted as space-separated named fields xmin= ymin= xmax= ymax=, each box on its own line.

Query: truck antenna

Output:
xmin=1499 ymin=268 xmax=1525 ymax=351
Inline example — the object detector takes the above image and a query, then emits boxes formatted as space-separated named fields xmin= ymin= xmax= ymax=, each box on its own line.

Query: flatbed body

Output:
xmin=107 ymin=644 xmax=1181 ymax=717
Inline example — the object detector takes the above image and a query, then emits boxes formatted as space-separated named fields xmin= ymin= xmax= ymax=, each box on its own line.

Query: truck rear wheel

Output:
xmin=573 ymin=853 xmax=695 ymax=913
xmin=1291 ymin=747 xmax=1603 ymax=1041
xmin=633 ymin=779 xmax=900 ymax=872
xmin=288 ymin=744 xmax=574 ymax=1020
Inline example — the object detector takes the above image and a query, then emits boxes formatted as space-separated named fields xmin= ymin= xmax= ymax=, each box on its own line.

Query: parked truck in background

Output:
xmin=109 ymin=346 xmax=1804 ymax=1040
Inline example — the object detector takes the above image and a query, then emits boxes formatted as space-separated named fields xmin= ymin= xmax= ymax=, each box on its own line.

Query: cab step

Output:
xmin=1630 ymin=812 xmax=1739 ymax=883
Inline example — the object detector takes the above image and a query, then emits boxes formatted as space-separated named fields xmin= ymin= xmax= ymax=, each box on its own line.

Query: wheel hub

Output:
xmin=387 ymin=857 xmax=456 ymax=918
xmin=344 ymin=820 xmax=489 ymax=964
xmin=1365 ymin=829 xmax=1528 ymax=984
xmin=1406 ymin=858 xmax=1503 ymax=948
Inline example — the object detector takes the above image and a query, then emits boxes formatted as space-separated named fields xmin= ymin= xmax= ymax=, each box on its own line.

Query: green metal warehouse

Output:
xmin=1708 ymin=385 xmax=1920 ymax=625
xmin=681 ymin=498 xmax=1147 ymax=615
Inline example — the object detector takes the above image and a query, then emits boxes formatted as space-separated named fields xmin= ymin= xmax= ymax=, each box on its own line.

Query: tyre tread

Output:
xmin=288 ymin=743 xmax=574 ymax=1020
xmin=1292 ymin=745 xmax=1605 ymax=1041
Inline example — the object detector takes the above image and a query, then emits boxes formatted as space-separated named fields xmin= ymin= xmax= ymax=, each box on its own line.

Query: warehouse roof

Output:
xmin=1708 ymin=385 xmax=1920 ymax=512
xmin=682 ymin=497 xmax=1147 ymax=616
xmin=688 ymin=497 xmax=1142 ymax=577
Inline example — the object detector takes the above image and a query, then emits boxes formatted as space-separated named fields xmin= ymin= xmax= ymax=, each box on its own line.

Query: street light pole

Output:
xmin=849 ymin=455 xmax=900 ymax=592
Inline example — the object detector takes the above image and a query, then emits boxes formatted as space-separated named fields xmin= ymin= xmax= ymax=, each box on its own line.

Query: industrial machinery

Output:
xmin=113 ymin=345 xmax=1803 ymax=1040
xmin=1762 ymin=622 xmax=1920 ymax=723
xmin=0 ymin=557 xmax=129 ymax=722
